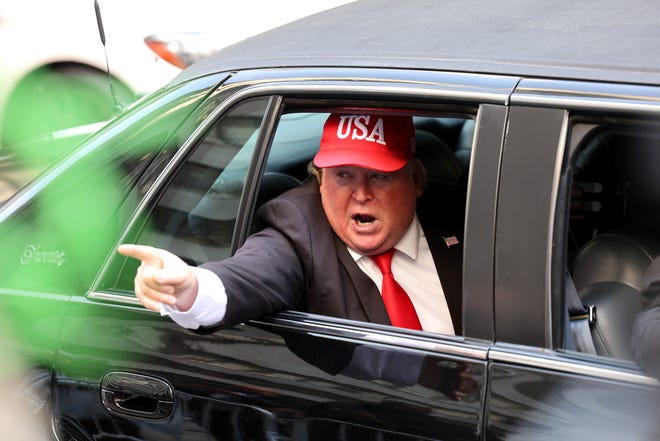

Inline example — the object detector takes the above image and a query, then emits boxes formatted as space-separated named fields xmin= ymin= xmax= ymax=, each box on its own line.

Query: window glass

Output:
xmin=257 ymin=112 xmax=327 ymax=200
xmin=0 ymin=80 xmax=214 ymax=296
xmin=563 ymin=122 xmax=660 ymax=361
xmin=107 ymin=97 xmax=270 ymax=292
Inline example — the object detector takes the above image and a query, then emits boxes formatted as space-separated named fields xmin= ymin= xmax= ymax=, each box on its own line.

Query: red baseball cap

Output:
xmin=313 ymin=113 xmax=416 ymax=172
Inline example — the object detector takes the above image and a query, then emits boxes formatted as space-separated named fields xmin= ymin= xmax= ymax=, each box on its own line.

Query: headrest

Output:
xmin=573 ymin=233 xmax=657 ymax=292
xmin=256 ymin=172 xmax=302 ymax=207
xmin=414 ymin=129 xmax=464 ymax=184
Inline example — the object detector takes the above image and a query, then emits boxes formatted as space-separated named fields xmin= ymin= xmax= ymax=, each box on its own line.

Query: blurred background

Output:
xmin=0 ymin=2 xmax=353 ymax=438
xmin=0 ymin=0 xmax=354 ymax=202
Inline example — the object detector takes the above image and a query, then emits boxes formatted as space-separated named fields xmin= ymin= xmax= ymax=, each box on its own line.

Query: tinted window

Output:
xmin=0 ymin=80 xmax=214 ymax=295
xmin=561 ymin=121 xmax=660 ymax=360
xmin=108 ymin=97 xmax=270 ymax=291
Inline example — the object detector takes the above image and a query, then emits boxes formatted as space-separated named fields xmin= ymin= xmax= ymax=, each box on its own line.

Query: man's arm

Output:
xmin=118 ymin=188 xmax=314 ymax=329
xmin=117 ymin=218 xmax=306 ymax=329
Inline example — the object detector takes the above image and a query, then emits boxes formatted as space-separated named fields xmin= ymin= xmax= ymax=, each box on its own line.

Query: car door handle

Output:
xmin=101 ymin=372 xmax=174 ymax=419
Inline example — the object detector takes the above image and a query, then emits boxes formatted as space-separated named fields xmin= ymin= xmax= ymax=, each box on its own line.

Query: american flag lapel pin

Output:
xmin=443 ymin=236 xmax=460 ymax=247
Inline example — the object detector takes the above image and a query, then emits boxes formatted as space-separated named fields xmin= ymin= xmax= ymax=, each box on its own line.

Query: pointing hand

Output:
xmin=117 ymin=244 xmax=198 ymax=312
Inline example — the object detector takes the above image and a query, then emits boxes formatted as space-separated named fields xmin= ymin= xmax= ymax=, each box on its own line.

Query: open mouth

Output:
xmin=353 ymin=214 xmax=376 ymax=226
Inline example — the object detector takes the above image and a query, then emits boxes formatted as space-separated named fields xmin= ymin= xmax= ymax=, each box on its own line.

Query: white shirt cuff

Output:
xmin=160 ymin=266 xmax=227 ymax=329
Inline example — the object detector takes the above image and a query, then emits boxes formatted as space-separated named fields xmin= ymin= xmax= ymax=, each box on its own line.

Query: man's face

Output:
xmin=319 ymin=162 xmax=424 ymax=256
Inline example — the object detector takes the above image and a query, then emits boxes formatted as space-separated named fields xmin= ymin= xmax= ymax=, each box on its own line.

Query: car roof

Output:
xmin=171 ymin=0 xmax=660 ymax=87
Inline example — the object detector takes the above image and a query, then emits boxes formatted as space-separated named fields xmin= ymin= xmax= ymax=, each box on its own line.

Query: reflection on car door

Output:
xmin=487 ymin=344 xmax=660 ymax=440
xmin=490 ymin=101 xmax=660 ymax=440
xmin=54 ymin=301 xmax=490 ymax=440
xmin=51 ymin=81 xmax=511 ymax=439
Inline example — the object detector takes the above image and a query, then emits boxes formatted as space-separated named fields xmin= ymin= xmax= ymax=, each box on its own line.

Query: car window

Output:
xmin=105 ymin=98 xmax=476 ymax=336
xmin=0 ymin=80 xmax=215 ymax=296
xmin=256 ymin=111 xmax=327 ymax=201
xmin=108 ymin=97 xmax=270 ymax=293
xmin=255 ymin=106 xmax=475 ymax=336
xmin=559 ymin=121 xmax=660 ymax=361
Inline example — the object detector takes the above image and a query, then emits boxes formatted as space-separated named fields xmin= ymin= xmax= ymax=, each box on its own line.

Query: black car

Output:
xmin=2 ymin=0 xmax=660 ymax=439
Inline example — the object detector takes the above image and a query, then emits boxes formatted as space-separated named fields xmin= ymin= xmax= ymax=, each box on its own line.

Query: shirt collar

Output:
xmin=347 ymin=215 xmax=421 ymax=262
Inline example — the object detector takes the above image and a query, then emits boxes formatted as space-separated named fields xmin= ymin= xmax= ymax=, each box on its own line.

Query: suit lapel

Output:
xmin=333 ymin=235 xmax=392 ymax=325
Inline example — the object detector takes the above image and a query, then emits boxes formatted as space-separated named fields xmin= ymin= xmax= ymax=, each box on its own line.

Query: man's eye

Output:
xmin=337 ymin=171 xmax=352 ymax=179
xmin=371 ymin=173 xmax=388 ymax=180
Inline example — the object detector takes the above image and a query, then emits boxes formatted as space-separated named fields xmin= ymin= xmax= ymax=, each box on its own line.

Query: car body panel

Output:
xmin=2 ymin=1 xmax=660 ymax=439
xmin=486 ymin=344 xmax=660 ymax=440
xmin=55 ymin=299 xmax=489 ymax=440
xmin=462 ymin=104 xmax=508 ymax=341
xmin=494 ymin=105 xmax=568 ymax=348
xmin=174 ymin=0 xmax=660 ymax=87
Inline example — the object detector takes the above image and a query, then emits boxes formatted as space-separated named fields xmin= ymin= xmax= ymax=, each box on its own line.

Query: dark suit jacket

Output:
xmin=201 ymin=180 xmax=463 ymax=334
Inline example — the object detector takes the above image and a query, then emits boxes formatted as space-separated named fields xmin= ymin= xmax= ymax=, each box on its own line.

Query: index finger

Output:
xmin=117 ymin=244 xmax=164 ymax=268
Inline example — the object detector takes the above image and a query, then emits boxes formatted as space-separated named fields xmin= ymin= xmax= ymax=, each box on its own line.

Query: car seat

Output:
xmin=414 ymin=117 xmax=474 ymax=173
xmin=568 ymin=128 xmax=660 ymax=360
xmin=572 ymin=230 xmax=660 ymax=359
xmin=454 ymin=119 xmax=474 ymax=171
xmin=414 ymin=128 xmax=466 ymax=233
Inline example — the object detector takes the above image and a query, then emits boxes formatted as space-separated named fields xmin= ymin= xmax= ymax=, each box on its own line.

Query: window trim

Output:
xmin=490 ymin=342 xmax=659 ymax=386
xmin=251 ymin=311 xmax=490 ymax=360
xmin=506 ymin=77 xmax=660 ymax=352
xmin=90 ymin=70 xmax=515 ymax=342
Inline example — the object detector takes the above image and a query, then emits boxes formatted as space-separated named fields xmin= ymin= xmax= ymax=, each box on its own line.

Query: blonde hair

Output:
xmin=307 ymin=159 xmax=426 ymax=186
xmin=307 ymin=161 xmax=323 ymax=183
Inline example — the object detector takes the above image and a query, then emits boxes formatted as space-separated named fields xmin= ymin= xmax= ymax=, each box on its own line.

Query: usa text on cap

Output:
xmin=313 ymin=114 xmax=416 ymax=172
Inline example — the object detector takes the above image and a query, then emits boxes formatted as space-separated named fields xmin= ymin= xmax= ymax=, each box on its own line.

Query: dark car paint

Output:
xmin=486 ymin=344 xmax=660 ymax=439
xmin=55 ymin=300 xmax=489 ymax=440
xmin=3 ymin=67 xmax=658 ymax=441
xmin=1 ymin=1 xmax=660 ymax=440
xmin=173 ymin=0 xmax=660 ymax=87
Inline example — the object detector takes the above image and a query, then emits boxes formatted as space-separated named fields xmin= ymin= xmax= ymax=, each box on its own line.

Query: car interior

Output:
xmin=566 ymin=124 xmax=660 ymax=360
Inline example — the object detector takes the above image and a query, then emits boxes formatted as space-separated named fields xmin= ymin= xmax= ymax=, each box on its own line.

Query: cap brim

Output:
xmin=314 ymin=149 xmax=408 ymax=172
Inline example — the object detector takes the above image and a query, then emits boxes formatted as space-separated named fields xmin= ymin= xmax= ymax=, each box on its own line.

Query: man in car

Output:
xmin=118 ymin=112 xmax=463 ymax=335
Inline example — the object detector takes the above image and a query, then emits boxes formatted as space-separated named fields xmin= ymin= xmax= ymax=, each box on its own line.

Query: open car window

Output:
xmin=105 ymin=97 xmax=270 ymax=292
xmin=246 ymin=105 xmax=477 ymax=336
xmin=105 ymin=97 xmax=479 ymax=337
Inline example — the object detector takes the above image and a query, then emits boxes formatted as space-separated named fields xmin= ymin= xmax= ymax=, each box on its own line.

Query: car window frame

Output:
xmin=495 ymin=77 xmax=660 ymax=383
xmin=90 ymin=67 xmax=516 ymax=344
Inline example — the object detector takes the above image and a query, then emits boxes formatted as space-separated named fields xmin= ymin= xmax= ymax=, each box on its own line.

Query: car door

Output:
xmin=488 ymin=80 xmax=660 ymax=440
xmin=52 ymin=68 xmax=513 ymax=440
xmin=0 ymin=72 xmax=226 ymax=440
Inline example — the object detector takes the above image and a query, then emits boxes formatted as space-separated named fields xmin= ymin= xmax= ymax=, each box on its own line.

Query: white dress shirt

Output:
xmin=162 ymin=215 xmax=454 ymax=335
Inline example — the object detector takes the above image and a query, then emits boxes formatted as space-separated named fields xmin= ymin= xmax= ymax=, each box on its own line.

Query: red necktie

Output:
xmin=371 ymin=249 xmax=422 ymax=330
